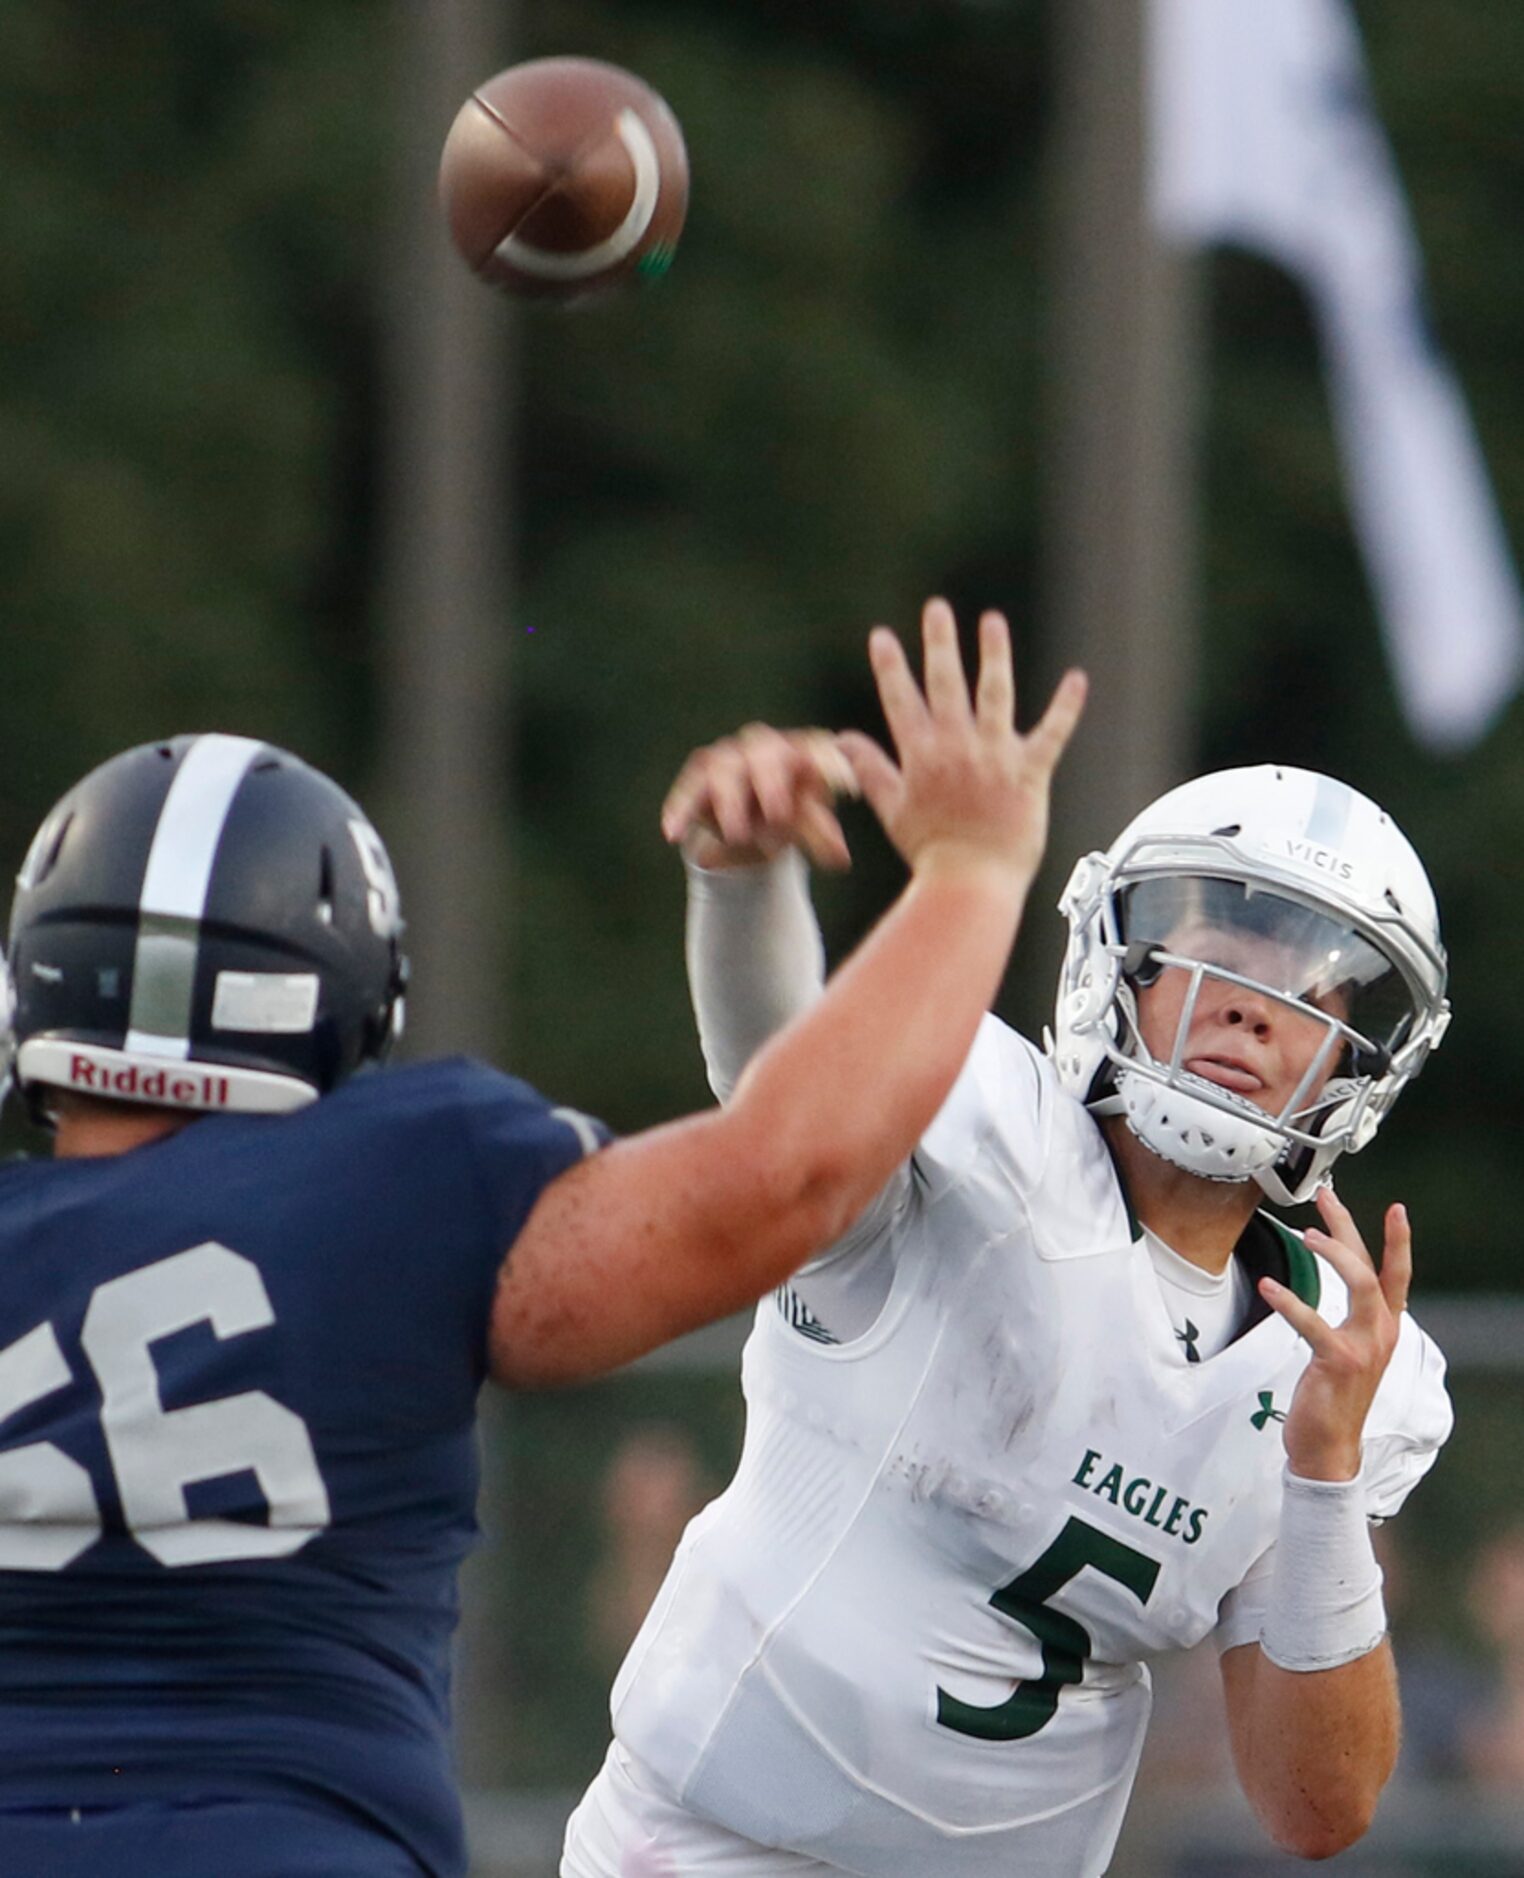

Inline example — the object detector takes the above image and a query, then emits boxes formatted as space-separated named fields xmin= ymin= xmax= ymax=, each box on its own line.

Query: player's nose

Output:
xmin=1220 ymin=986 xmax=1275 ymax=1036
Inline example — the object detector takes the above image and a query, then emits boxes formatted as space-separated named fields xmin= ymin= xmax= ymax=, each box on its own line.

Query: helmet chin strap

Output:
xmin=1116 ymin=1067 xmax=1283 ymax=1185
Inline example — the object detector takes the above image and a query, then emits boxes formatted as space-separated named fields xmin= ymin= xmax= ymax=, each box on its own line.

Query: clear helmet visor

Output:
xmin=1118 ymin=876 xmax=1419 ymax=1073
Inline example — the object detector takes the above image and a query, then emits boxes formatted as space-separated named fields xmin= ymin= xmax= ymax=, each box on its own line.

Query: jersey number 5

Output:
xmin=937 ymin=1516 xmax=1160 ymax=1741
xmin=0 ymin=1242 xmax=331 ymax=1571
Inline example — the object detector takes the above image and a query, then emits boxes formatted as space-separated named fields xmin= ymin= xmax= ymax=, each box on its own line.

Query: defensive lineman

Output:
xmin=0 ymin=609 xmax=1084 ymax=1875
xmin=563 ymin=600 xmax=1453 ymax=1876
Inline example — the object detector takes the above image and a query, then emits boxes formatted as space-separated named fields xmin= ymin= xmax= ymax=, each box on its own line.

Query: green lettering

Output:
xmin=1073 ymin=1448 xmax=1103 ymax=1489
xmin=1183 ymin=1508 xmax=1209 ymax=1545
xmin=1094 ymin=1464 xmax=1124 ymax=1505
xmin=1163 ymin=1496 xmax=1189 ymax=1537
xmin=1143 ymin=1485 xmax=1168 ymax=1529
xmin=1121 ymin=1476 xmax=1152 ymax=1516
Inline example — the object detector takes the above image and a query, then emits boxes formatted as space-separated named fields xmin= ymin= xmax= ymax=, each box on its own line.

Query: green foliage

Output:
xmin=487 ymin=0 xmax=1054 ymax=1127
xmin=0 ymin=2 xmax=385 ymax=878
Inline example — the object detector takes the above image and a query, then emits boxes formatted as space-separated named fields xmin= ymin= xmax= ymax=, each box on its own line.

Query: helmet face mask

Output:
xmin=7 ymin=735 xmax=409 ymax=1121
xmin=1050 ymin=767 xmax=1450 ymax=1205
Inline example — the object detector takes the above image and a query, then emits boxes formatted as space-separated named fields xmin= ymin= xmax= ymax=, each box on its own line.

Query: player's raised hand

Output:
xmin=1259 ymin=1186 xmax=1410 ymax=1481
xmin=837 ymin=598 xmax=1087 ymax=892
xmin=661 ymin=724 xmax=860 ymax=871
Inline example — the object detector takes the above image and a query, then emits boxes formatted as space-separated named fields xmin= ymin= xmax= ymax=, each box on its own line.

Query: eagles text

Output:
xmin=1072 ymin=1447 xmax=1209 ymax=1545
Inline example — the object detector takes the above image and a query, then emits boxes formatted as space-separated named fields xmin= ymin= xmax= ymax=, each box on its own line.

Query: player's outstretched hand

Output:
xmin=661 ymin=725 xmax=860 ymax=871
xmin=1259 ymin=1186 xmax=1410 ymax=1482
xmin=839 ymin=598 xmax=1087 ymax=894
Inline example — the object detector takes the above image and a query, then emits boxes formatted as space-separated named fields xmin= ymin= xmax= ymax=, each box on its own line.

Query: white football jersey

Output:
xmin=610 ymin=1017 xmax=1451 ymax=1878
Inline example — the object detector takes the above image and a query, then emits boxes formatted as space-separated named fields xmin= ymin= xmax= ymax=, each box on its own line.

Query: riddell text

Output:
xmin=69 ymin=1056 xmax=231 ymax=1108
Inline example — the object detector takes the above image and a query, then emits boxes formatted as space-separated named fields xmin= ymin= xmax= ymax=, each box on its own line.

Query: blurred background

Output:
xmin=2 ymin=0 xmax=1523 ymax=1871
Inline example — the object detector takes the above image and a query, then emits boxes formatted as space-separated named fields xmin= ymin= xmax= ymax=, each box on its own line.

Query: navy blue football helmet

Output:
xmin=8 ymin=735 xmax=408 ymax=1116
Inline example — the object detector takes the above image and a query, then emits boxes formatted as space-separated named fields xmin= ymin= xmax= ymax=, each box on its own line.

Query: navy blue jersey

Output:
xmin=0 ymin=1057 xmax=604 ymax=1877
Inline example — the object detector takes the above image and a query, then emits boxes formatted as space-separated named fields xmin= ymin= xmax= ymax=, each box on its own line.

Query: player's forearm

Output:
xmin=490 ymin=850 xmax=1027 ymax=1389
xmin=1223 ymin=1461 xmax=1398 ymax=1856
xmin=1227 ymin=1641 xmax=1398 ymax=1859
xmin=725 ymin=847 xmax=1027 ymax=1243
xmin=685 ymin=850 xmax=825 ymax=1102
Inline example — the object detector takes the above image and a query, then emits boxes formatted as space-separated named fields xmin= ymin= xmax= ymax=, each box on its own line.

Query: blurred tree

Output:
xmin=505 ymin=0 xmax=1052 ymax=1127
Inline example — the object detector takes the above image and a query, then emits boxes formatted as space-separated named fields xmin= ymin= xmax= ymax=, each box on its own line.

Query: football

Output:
xmin=438 ymin=56 xmax=689 ymax=301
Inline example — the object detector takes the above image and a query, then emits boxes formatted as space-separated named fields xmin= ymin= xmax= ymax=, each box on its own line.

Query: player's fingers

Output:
xmin=1021 ymin=670 xmax=1089 ymax=776
xmin=1301 ymin=1227 xmax=1391 ymax=1347
xmin=867 ymin=627 xmax=931 ymax=757
xmin=802 ymin=730 xmax=861 ymax=800
xmin=795 ymin=794 xmax=852 ymax=871
xmin=837 ymin=729 xmax=903 ymax=833
xmin=661 ymin=752 xmax=717 ymax=843
xmin=708 ymin=755 xmax=762 ymax=848
xmin=737 ymin=723 xmax=809 ymax=828
xmin=778 ymin=729 xmax=861 ymax=813
xmin=1378 ymin=1203 xmax=1413 ymax=1317
xmin=1314 ymin=1182 xmax=1368 ymax=1256
xmin=1259 ymin=1276 xmax=1339 ymax=1353
xmin=973 ymin=611 xmax=1015 ymax=734
xmin=920 ymin=598 xmax=973 ymax=724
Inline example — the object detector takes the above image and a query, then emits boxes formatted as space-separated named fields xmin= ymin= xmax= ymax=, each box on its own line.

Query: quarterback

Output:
xmin=0 ymin=608 xmax=1084 ymax=1875
xmin=564 ymin=601 xmax=1453 ymax=1876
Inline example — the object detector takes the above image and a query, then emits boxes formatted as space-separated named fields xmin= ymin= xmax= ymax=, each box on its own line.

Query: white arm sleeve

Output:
xmin=685 ymin=849 xmax=826 ymax=1103
xmin=685 ymin=849 xmax=906 ymax=1340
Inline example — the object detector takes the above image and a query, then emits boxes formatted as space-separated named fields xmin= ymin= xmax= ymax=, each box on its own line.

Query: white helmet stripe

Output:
xmin=125 ymin=736 xmax=266 ymax=1058
xmin=1305 ymin=773 xmax=1355 ymax=851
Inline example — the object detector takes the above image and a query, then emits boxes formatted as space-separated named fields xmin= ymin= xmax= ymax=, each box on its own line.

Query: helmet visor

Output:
xmin=1119 ymin=876 xmax=1418 ymax=1063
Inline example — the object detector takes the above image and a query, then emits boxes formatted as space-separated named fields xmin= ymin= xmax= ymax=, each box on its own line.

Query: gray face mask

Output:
xmin=1120 ymin=876 xmax=1417 ymax=1072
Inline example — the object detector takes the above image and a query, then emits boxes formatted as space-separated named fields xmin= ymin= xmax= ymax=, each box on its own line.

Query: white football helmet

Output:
xmin=1048 ymin=766 xmax=1449 ymax=1205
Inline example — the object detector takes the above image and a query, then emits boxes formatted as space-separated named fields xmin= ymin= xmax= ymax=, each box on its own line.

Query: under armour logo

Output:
xmin=1250 ymin=1390 xmax=1287 ymax=1431
xmin=1176 ymin=1319 xmax=1202 ymax=1364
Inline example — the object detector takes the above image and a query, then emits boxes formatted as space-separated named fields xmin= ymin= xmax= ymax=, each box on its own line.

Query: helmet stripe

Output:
xmin=1305 ymin=774 xmax=1355 ymax=852
xmin=125 ymin=735 xmax=266 ymax=1059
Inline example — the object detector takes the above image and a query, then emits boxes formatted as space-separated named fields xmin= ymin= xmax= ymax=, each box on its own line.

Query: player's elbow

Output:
xmin=1264 ymin=1791 xmax=1379 ymax=1861
xmin=758 ymin=1143 xmax=874 ymax=1253
xmin=1271 ymin=1821 xmax=1370 ymax=1862
xmin=724 ymin=1111 xmax=879 ymax=1272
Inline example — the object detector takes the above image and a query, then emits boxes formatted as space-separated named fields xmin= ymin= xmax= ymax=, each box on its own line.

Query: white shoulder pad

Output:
xmin=1360 ymin=1309 xmax=1453 ymax=1522
xmin=1305 ymin=1254 xmax=1453 ymax=1522
xmin=805 ymin=1018 xmax=1052 ymax=1269
xmin=914 ymin=1015 xmax=1052 ymax=1199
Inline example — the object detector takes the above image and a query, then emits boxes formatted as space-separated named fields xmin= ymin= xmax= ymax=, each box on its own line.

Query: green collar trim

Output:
xmin=1104 ymin=1140 xmax=1320 ymax=1317
xmin=1234 ymin=1212 xmax=1320 ymax=1339
xmin=1271 ymin=1217 xmax=1322 ymax=1309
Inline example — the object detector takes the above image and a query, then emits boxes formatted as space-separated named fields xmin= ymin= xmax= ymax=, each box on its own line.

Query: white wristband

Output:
xmin=1259 ymin=1466 xmax=1386 ymax=1673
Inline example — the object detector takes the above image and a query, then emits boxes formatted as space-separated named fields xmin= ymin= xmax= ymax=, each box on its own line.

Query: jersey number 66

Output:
xmin=0 ymin=1242 xmax=330 ymax=1571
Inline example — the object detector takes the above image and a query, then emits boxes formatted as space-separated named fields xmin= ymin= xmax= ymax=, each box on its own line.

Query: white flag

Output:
xmin=1149 ymin=0 xmax=1523 ymax=751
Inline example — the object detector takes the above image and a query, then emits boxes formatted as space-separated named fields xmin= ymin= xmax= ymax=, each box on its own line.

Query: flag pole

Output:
xmin=377 ymin=0 xmax=518 ymax=1791
xmin=1040 ymin=0 xmax=1199 ymax=900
